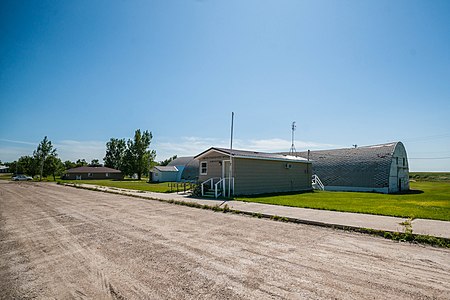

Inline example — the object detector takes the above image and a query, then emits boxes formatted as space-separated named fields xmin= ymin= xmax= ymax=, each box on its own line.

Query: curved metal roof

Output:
xmin=293 ymin=142 xmax=402 ymax=188
xmin=167 ymin=156 xmax=199 ymax=181
xmin=167 ymin=156 xmax=195 ymax=167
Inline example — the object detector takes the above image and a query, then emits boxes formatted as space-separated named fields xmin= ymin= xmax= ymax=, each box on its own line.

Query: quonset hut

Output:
xmin=292 ymin=142 xmax=409 ymax=194
xmin=167 ymin=156 xmax=200 ymax=182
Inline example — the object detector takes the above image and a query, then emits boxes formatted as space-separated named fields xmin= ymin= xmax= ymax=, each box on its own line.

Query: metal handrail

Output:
xmin=222 ymin=177 xmax=234 ymax=198
xmin=201 ymin=178 xmax=212 ymax=196
xmin=201 ymin=177 xmax=235 ymax=198
xmin=214 ymin=178 xmax=225 ymax=198
xmin=201 ymin=177 xmax=221 ymax=196
xmin=312 ymin=174 xmax=324 ymax=190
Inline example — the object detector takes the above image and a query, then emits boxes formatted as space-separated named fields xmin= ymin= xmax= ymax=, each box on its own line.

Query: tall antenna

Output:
xmin=289 ymin=121 xmax=297 ymax=155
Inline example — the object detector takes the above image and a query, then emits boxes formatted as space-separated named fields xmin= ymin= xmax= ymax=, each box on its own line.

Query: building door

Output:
xmin=222 ymin=160 xmax=231 ymax=197
xmin=222 ymin=160 xmax=231 ymax=179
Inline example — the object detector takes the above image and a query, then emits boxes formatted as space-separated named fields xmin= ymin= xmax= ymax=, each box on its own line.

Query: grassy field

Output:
xmin=410 ymin=172 xmax=450 ymax=182
xmin=236 ymin=176 xmax=450 ymax=221
xmin=59 ymin=179 xmax=179 ymax=193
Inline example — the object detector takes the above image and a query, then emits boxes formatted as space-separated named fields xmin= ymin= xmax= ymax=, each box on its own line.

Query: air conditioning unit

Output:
xmin=285 ymin=163 xmax=292 ymax=169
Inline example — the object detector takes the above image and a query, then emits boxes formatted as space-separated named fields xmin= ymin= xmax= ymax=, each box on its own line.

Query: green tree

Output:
xmin=126 ymin=129 xmax=155 ymax=180
xmin=17 ymin=155 xmax=38 ymax=177
xmin=104 ymin=138 xmax=126 ymax=171
xmin=89 ymin=159 xmax=102 ymax=167
xmin=6 ymin=161 xmax=17 ymax=174
xmin=76 ymin=159 xmax=88 ymax=167
xmin=64 ymin=160 xmax=76 ymax=170
xmin=159 ymin=155 xmax=177 ymax=166
xmin=33 ymin=136 xmax=57 ymax=181
xmin=44 ymin=156 xmax=64 ymax=181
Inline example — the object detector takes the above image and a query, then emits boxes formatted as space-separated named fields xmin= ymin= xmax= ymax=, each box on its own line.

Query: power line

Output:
xmin=409 ymin=157 xmax=450 ymax=160
xmin=402 ymin=133 xmax=450 ymax=143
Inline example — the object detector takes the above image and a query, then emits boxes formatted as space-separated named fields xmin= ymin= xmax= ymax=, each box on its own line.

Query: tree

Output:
xmin=17 ymin=155 xmax=38 ymax=177
xmin=126 ymin=129 xmax=155 ymax=180
xmin=6 ymin=161 xmax=17 ymax=174
xmin=89 ymin=159 xmax=102 ymax=167
xmin=104 ymin=138 xmax=126 ymax=171
xmin=44 ymin=156 xmax=64 ymax=181
xmin=75 ymin=159 xmax=88 ymax=167
xmin=159 ymin=155 xmax=177 ymax=166
xmin=33 ymin=136 xmax=57 ymax=181
xmin=64 ymin=160 xmax=76 ymax=170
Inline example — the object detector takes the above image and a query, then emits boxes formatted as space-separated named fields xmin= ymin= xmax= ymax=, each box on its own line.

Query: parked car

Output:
xmin=12 ymin=174 xmax=33 ymax=181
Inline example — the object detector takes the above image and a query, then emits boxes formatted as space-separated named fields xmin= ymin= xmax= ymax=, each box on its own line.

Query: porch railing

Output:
xmin=312 ymin=174 xmax=324 ymax=190
xmin=201 ymin=177 xmax=234 ymax=198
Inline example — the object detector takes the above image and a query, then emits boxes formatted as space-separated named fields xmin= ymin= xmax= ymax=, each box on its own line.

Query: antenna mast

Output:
xmin=289 ymin=121 xmax=297 ymax=155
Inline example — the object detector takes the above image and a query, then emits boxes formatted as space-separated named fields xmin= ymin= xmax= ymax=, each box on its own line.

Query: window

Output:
xmin=200 ymin=162 xmax=208 ymax=175
xmin=403 ymin=158 xmax=405 ymax=166
xmin=105 ymin=173 xmax=109 ymax=177
xmin=396 ymin=157 xmax=399 ymax=165
xmin=88 ymin=173 xmax=93 ymax=177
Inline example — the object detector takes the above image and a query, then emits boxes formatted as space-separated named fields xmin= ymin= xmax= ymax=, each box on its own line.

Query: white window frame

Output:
xmin=200 ymin=161 xmax=208 ymax=175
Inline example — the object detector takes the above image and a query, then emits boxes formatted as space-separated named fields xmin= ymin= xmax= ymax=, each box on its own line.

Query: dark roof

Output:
xmin=167 ymin=156 xmax=195 ymax=167
xmin=152 ymin=166 xmax=178 ymax=172
xmin=195 ymin=147 xmax=310 ymax=163
xmin=284 ymin=142 xmax=402 ymax=188
xmin=66 ymin=166 xmax=122 ymax=174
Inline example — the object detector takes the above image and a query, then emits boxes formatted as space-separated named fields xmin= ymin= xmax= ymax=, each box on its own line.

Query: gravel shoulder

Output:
xmin=1 ymin=181 xmax=449 ymax=299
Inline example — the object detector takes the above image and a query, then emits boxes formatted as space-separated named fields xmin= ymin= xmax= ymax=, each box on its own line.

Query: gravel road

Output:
xmin=1 ymin=181 xmax=449 ymax=299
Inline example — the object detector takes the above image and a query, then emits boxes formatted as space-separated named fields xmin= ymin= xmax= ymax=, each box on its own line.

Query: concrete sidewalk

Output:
xmin=68 ymin=183 xmax=450 ymax=240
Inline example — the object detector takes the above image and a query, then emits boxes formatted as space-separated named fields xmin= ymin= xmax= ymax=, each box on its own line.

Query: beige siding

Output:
xmin=198 ymin=153 xmax=230 ymax=182
xmin=234 ymin=158 xmax=312 ymax=195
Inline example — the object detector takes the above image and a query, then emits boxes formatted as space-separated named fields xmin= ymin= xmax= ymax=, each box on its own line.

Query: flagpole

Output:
xmin=229 ymin=112 xmax=234 ymax=198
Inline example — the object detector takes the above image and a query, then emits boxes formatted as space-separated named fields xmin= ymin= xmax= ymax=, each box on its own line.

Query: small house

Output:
xmin=195 ymin=147 xmax=312 ymax=197
xmin=63 ymin=166 xmax=123 ymax=180
xmin=150 ymin=166 xmax=179 ymax=182
xmin=0 ymin=165 xmax=9 ymax=173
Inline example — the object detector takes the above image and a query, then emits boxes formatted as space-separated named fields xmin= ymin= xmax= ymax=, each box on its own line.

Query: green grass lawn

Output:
xmin=0 ymin=173 xmax=12 ymax=180
xmin=59 ymin=179 xmax=177 ymax=193
xmin=236 ymin=181 xmax=450 ymax=221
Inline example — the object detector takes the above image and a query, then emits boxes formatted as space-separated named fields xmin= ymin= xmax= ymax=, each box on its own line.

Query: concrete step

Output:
xmin=203 ymin=191 xmax=220 ymax=198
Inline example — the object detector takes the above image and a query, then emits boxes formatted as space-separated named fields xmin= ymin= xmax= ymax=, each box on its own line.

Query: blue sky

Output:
xmin=1 ymin=0 xmax=449 ymax=171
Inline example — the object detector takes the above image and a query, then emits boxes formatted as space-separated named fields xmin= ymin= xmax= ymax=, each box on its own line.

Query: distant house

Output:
xmin=150 ymin=166 xmax=179 ymax=182
xmin=195 ymin=147 xmax=312 ymax=197
xmin=0 ymin=165 xmax=9 ymax=173
xmin=150 ymin=156 xmax=200 ymax=182
xmin=288 ymin=142 xmax=409 ymax=194
xmin=63 ymin=166 xmax=123 ymax=180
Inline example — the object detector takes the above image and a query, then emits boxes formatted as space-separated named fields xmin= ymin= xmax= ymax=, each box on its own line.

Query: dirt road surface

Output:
xmin=1 ymin=181 xmax=449 ymax=299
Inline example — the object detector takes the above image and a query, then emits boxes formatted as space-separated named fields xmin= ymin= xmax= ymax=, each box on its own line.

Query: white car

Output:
xmin=12 ymin=175 xmax=33 ymax=181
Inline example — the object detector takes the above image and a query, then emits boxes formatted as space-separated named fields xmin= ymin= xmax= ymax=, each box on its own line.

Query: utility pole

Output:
xmin=229 ymin=112 xmax=234 ymax=198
